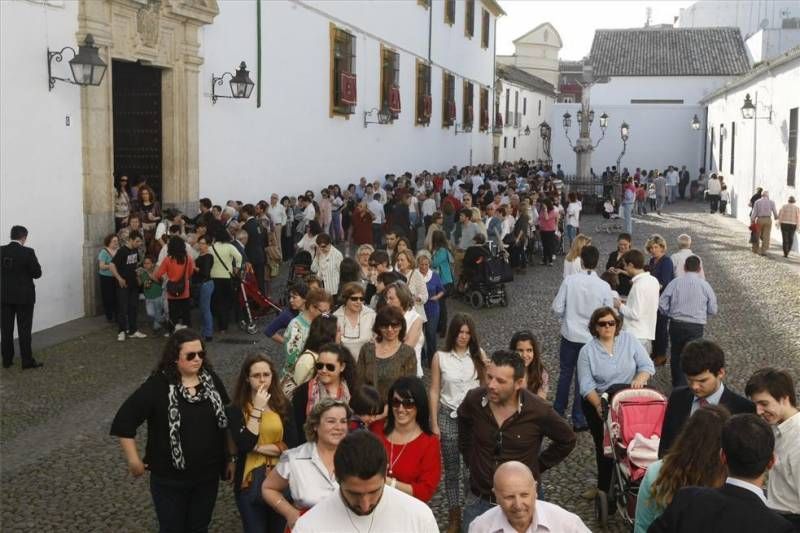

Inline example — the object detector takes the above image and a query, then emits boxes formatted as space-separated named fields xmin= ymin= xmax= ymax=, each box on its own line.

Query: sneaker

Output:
xmin=164 ymin=332 xmax=171 ymax=338
xmin=174 ymin=324 xmax=188 ymax=331
xmin=117 ymin=331 xmax=126 ymax=342
xmin=129 ymin=331 xmax=148 ymax=339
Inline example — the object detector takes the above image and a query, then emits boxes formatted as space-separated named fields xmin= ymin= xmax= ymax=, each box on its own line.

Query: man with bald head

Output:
xmin=468 ymin=462 xmax=589 ymax=533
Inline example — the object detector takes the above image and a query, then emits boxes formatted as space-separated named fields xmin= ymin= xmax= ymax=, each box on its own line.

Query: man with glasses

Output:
xmin=457 ymin=351 xmax=576 ymax=532
xmin=311 ymin=233 xmax=343 ymax=295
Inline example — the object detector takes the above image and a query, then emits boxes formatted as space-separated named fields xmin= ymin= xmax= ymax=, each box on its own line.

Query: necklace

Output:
xmin=387 ymin=435 xmax=412 ymax=476
xmin=343 ymin=493 xmax=376 ymax=533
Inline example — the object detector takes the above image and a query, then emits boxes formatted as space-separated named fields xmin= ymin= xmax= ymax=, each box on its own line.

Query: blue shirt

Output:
xmin=552 ymin=271 xmax=615 ymax=344
xmin=648 ymin=256 xmax=674 ymax=292
xmin=658 ymin=273 xmax=718 ymax=324
xmin=423 ymin=271 xmax=445 ymax=319
xmin=577 ymin=331 xmax=655 ymax=397
xmin=264 ymin=307 xmax=298 ymax=337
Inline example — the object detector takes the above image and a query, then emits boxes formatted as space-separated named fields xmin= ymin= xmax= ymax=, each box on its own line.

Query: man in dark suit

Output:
xmin=240 ymin=204 xmax=266 ymax=295
xmin=649 ymin=414 xmax=794 ymax=533
xmin=1 ymin=226 xmax=43 ymax=369
xmin=659 ymin=339 xmax=753 ymax=457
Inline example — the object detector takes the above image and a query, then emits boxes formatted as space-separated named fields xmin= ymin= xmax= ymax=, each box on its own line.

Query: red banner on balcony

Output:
xmin=340 ymin=72 xmax=357 ymax=105
xmin=389 ymin=85 xmax=401 ymax=114
xmin=447 ymin=100 xmax=456 ymax=121
xmin=422 ymin=95 xmax=432 ymax=118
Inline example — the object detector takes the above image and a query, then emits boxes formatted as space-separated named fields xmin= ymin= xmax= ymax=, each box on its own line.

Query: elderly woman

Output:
xmin=356 ymin=305 xmax=417 ymax=401
xmin=384 ymin=282 xmax=425 ymax=378
xmin=110 ymin=329 xmax=230 ymax=533
xmin=333 ymin=281 xmax=376 ymax=361
xmin=577 ymin=307 xmax=655 ymax=500
xmin=778 ymin=195 xmax=799 ymax=258
xmin=350 ymin=201 xmax=374 ymax=247
xmin=262 ymin=398 xmax=350 ymax=530
xmin=646 ymin=234 xmax=674 ymax=366
xmin=416 ymin=250 xmax=445 ymax=367
xmin=394 ymin=249 xmax=428 ymax=322
xmin=355 ymin=244 xmax=374 ymax=285
xmin=292 ymin=343 xmax=356 ymax=444
xmin=424 ymin=211 xmax=444 ymax=250
xmin=228 ymin=353 xmax=296 ymax=533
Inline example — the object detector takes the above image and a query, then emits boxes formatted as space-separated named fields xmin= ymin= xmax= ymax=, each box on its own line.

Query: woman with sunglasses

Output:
xmin=262 ymin=398 xmax=350 ymax=530
xmin=384 ymin=281 xmax=425 ymax=378
xmin=372 ymin=376 xmax=441 ymax=503
xmin=284 ymin=313 xmax=338 ymax=398
xmin=110 ymin=329 xmax=230 ymax=533
xmin=333 ymin=282 xmax=376 ymax=361
xmin=356 ymin=305 xmax=417 ymax=403
xmin=428 ymin=313 xmax=488 ymax=533
xmin=576 ymin=306 xmax=655 ymax=502
xmin=227 ymin=353 xmax=296 ymax=533
xmin=281 ymin=288 xmax=332 ymax=381
xmin=292 ymin=343 xmax=356 ymax=444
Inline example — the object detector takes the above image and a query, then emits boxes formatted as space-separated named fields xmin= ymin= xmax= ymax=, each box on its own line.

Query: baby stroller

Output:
xmin=280 ymin=250 xmax=313 ymax=306
xmin=595 ymin=199 xmax=623 ymax=233
xmin=460 ymin=241 xmax=512 ymax=309
xmin=597 ymin=387 xmax=668 ymax=528
xmin=237 ymin=271 xmax=282 ymax=334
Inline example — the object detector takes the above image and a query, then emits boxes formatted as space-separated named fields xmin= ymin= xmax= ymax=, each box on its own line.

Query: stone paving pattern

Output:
xmin=2 ymin=203 xmax=799 ymax=532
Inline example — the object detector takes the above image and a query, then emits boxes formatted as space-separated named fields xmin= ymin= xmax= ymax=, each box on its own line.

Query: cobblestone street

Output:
xmin=2 ymin=203 xmax=799 ymax=532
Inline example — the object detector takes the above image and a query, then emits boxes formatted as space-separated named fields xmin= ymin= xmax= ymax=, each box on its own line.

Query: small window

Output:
xmin=503 ymin=136 xmax=507 ymax=148
xmin=789 ymin=107 xmax=798 ymax=187
xmin=709 ymin=126 xmax=715 ymax=171
xmin=719 ymin=124 xmax=724 ymax=172
xmin=442 ymin=72 xmax=455 ymax=128
xmin=481 ymin=10 xmax=490 ymax=49
xmin=514 ymin=92 xmax=519 ymax=127
xmin=513 ymin=137 xmax=517 ymax=148
xmin=417 ymin=0 xmax=430 ymax=8
xmin=444 ymin=0 xmax=455 ymax=25
xmin=465 ymin=0 xmax=475 ymax=38
xmin=381 ymin=46 xmax=400 ymax=121
xmin=415 ymin=61 xmax=432 ymax=126
xmin=479 ymin=87 xmax=489 ymax=131
xmin=538 ymin=99 xmax=542 ymax=116
xmin=462 ymin=81 xmax=474 ymax=128
xmin=730 ymin=121 xmax=735 ymax=174
xmin=505 ymin=89 xmax=510 ymax=126
xmin=330 ymin=25 xmax=356 ymax=116
xmin=523 ymin=97 xmax=527 ymax=116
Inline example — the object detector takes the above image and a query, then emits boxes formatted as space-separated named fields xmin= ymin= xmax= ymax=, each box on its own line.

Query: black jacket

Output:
xmin=658 ymin=385 xmax=754 ymax=457
xmin=243 ymin=217 xmax=266 ymax=265
xmin=648 ymin=483 xmax=794 ymax=533
xmin=1 ymin=242 xmax=42 ymax=305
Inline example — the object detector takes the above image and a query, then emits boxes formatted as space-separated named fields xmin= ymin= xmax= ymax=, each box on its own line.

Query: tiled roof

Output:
xmin=496 ymin=64 xmax=556 ymax=96
xmin=590 ymin=27 xmax=751 ymax=77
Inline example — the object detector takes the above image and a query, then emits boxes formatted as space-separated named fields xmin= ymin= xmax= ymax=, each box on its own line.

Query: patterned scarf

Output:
xmin=305 ymin=376 xmax=351 ymax=415
xmin=167 ymin=369 xmax=228 ymax=470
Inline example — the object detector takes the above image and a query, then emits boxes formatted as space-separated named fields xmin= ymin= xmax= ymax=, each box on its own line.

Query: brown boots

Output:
xmin=446 ymin=507 xmax=462 ymax=533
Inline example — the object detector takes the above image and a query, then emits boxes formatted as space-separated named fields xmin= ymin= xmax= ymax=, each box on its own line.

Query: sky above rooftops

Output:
xmin=497 ymin=0 xmax=694 ymax=60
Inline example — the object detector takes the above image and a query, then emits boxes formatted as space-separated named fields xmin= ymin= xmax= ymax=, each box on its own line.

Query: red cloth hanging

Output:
xmin=340 ymin=72 xmax=357 ymax=105
xmin=389 ymin=85 xmax=401 ymax=114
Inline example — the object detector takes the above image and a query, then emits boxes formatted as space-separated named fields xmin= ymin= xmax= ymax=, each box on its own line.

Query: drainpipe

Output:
xmin=427 ymin=1 xmax=432 ymax=62
xmin=256 ymin=0 xmax=262 ymax=108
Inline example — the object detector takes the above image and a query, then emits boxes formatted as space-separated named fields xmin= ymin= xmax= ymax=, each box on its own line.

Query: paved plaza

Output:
xmin=1 ymin=203 xmax=799 ymax=532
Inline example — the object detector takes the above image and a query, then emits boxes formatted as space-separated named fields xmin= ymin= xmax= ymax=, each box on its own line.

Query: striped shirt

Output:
xmin=751 ymin=197 xmax=778 ymax=220
xmin=658 ymin=273 xmax=718 ymax=324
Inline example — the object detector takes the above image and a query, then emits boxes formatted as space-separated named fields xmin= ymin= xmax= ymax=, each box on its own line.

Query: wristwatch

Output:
xmin=229 ymin=456 xmax=238 ymax=463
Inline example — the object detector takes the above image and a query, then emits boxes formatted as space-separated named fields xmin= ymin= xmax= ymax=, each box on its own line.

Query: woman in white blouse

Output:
xmin=428 ymin=313 xmax=488 ymax=530
xmin=384 ymin=282 xmax=424 ymax=378
xmin=393 ymin=250 xmax=428 ymax=322
xmin=262 ymin=398 xmax=351 ymax=530
xmin=333 ymin=282 xmax=376 ymax=361
xmin=563 ymin=233 xmax=592 ymax=278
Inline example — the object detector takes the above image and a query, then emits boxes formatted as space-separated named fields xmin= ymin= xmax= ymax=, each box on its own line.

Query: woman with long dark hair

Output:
xmin=371 ymin=376 xmax=441 ymax=503
xmin=509 ymin=330 xmax=548 ymax=399
xmin=634 ymin=405 xmax=730 ymax=532
xmin=110 ymin=329 xmax=230 ymax=533
xmin=428 ymin=313 xmax=487 ymax=532
xmin=153 ymin=235 xmax=195 ymax=332
xmin=114 ymin=175 xmax=131 ymax=231
xmin=228 ymin=353 xmax=296 ymax=533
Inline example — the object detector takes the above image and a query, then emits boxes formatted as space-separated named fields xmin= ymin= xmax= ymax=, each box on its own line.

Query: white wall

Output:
xmin=198 ymin=0 xmax=496 ymax=201
xmin=496 ymin=81 xmax=553 ymax=162
xmin=706 ymin=57 xmax=800 ymax=248
xmin=0 ymin=0 xmax=85 ymax=332
xmin=678 ymin=1 xmax=800 ymax=38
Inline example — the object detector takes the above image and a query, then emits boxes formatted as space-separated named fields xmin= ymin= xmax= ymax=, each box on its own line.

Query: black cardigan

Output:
xmin=110 ymin=370 xmax=230 ymax=482
xmin=226 ymin=405 xmax=299 ymax=493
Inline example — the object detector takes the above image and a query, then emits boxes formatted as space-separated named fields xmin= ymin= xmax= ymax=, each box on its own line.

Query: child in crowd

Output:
xmin=348 ymin=384 xmax=385 ymax=432
xmin=601 ymin=270 xmax=620 ymax=300
xmin=647 ymin=183 xmax=657 ymax=212
xmin=139 ymin=256 xmax=164 ymax=332
xmin=636 ymin=183 xmax=648 ymax=215
xmin=720 ymin=185 xmax=730 ymax=215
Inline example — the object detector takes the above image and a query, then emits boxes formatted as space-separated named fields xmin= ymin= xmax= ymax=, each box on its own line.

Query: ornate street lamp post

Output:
xmin=562 ymin=61 xmax=608 ymax=178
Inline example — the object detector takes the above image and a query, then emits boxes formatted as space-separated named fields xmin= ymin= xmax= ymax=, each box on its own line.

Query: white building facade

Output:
xmin=702 ymin=47 xmax=799 ymax=247
xmin=0 ymin=0 xmax=503 ymax=332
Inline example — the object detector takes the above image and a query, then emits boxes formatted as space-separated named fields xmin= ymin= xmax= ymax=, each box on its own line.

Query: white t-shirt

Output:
xmin=293 ymin=485 xmax=439 ymax=533
xmin=565 ymin=202 xmax=581 ymax=228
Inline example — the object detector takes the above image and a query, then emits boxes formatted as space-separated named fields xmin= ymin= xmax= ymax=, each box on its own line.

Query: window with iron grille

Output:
xmin=514 ymin=92 xmax=519 ymax=127
xmin=381 ymin=47 xmax=400 ymax=121
xmin=504 ymin=136 xmax=507 ymax=148
xmin=789 ymin=108 xmax=798 ymax=187
xmin=730 ymin=122 xmax=735 ymax=174
xmin=709 ymin=126 xmax=715 ymax=171
xmin=330 ymin=25 xmax=356 ymax=116
xmin=442 ymin=72 xmax=455 ymax=127
xmin=444 ymin=0 xmax=455 ymax=25
xmin=416 ymin=61 xmax=432 ymax=126
xmin=513 ymin=137 xmax=516 ymax=149
xmin=465 ymin=0 xmax=475 ymax=38
xmin=538 ymin=99 xmax=542 ymax=116
xmin=505 ymin=89 xmax=510 ymax=126
xmin=481 ymin=10 xmax=490 ymax=49
xmin=719 ymin=124 xmax=724 ymax=173
xmin=463 ymin=81 xmax=474 ymax=128
xmin=479 ymin=87 xmax=489 ymax=131
xmin=523 ymin=97 xmax=527 ymax=116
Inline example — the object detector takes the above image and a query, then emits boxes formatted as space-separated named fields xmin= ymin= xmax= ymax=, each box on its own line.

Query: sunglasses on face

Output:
xmin=315 ymin=362 xmax=337 ymax=372
xmin=184 ymin=350 xmax=205 ymax=361
xmin=391 ymin=397 xmax=416 ymax=409
xmin=383 ymin=322 xmax=402 ymax=329
xmin=597 ymin=321 xmax=617 ymax=328
xmin=348 ymin=296 xmax=365 ymax=302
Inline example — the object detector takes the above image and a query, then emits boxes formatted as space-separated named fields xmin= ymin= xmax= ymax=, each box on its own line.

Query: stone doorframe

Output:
xmin=78 ymin=0 xmax=218 ymax=314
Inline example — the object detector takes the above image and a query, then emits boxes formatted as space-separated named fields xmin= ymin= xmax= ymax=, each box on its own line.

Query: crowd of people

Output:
xmin=3 ymin=157 xmax=798 ymax=532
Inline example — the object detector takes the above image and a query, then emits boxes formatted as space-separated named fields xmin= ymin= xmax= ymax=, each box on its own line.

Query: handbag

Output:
xmin=165 ymin=261 xmax=188 ymax=297
xmin=245 ymin=464 xmax=269 ymax=504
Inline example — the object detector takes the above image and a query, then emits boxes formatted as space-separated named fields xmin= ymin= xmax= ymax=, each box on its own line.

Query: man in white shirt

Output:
xmin=615 ymin=249 xmax=659 ymax=352
xmin=367 ymin=193 xmax=385 ymax=249
xmin=469 ymin=461 xmax=590 ymax=533
xmin=551 ymin=245 xmax=614 ymax=430
xmin=666 ymin=166 xmax=679 ymax=204
xmin=746 ymin=368 xmax=800 ymax=527
xmin=671 ymin=234 xmax=704 ymax=278
xmin=293 ymin=430 xmax=438 ymax=533
xmin=707 ymin=174 xmax=722 ymax=213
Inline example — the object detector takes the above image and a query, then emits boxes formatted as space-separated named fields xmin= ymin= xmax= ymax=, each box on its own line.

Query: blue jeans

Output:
xmin=462 ymin=493 xmax=495 ymax=533
xmin=199 ymin=280 xmax=214 ymax=338
xmin=622 ymin=202 xmax=634 ymax=234
xmin=553 ymin=337 xmax=586 ymax=427
xmin=565 ymin=225 xmax=578 ymax=248
xmin=145 ymin=297 xmax=164 ymax=330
